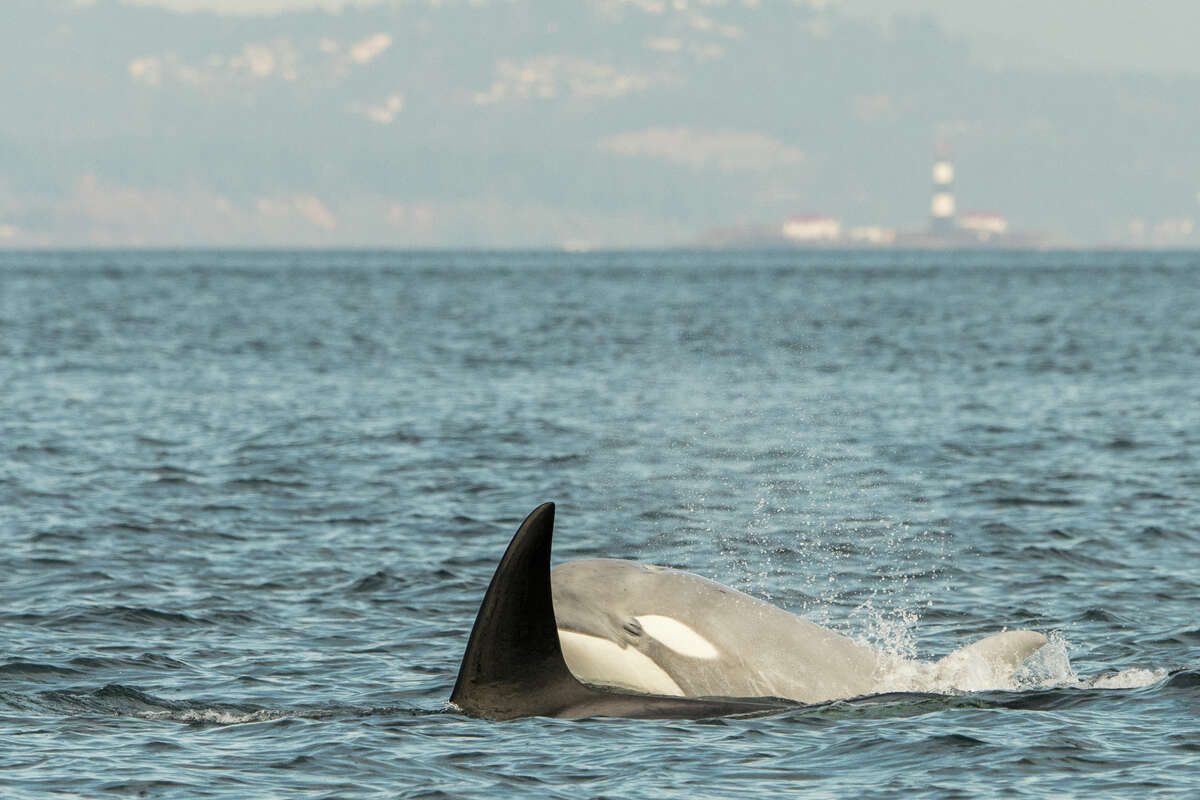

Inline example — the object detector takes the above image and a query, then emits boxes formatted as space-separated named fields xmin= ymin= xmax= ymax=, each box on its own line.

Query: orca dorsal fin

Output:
xmin=450 ymin=502 xmax=578 ymax=719
xmin=450 ymin=502 xmax=797 ymax=720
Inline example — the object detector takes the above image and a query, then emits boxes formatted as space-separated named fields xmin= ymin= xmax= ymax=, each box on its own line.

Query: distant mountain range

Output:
xmin=2 ymin=0 xmax=1198 ymax=247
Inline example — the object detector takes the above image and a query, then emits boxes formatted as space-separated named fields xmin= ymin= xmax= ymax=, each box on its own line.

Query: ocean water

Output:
xmin=1 ymin=249 xmax=1198 ymax=798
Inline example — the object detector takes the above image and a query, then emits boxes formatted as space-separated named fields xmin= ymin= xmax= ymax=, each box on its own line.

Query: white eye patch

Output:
xmin=634 ymin=615 xmax=720 ymax=660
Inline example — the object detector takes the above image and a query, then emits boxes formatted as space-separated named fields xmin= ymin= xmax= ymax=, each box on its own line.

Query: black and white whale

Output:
xmin=450 ymin=503 xmax=1047 ymax=720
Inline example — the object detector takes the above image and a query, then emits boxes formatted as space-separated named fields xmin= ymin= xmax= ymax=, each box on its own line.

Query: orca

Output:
xmin=450 ymin=503 xmax=1047 ymax=720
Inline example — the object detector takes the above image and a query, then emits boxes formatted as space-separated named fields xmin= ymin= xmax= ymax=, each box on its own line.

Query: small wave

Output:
xmin=147 ymin=475 xmax=200 ymax=487
xmin=68 ymin=653 xmax=191 ymax=671
xmin=325 ymin=516 xmax=380 ymax=526
xmin=375 ymin=429 xmax=422 ymax=445
xmin=1163 ymin=669 xmax=1200 ymax=689
xmin=23 ymin=683 xmax=425 ymax=728
xmin=29 ymin=530 xmax=85 ymax=543
xmin=36 ymin=683 xmax=278 ymax=726
xmin=1018 ymin=545 xmax=1123 ymax=569
xmin=1138 ymin=625 xmax=1200 ymax=646
xmin=925 ymin=732 xmax=989 ymax=748
xmin=0 ymin=661 xmax=82 ymax=677
xmin=205 ymin=609 xmax=257 ymax=625
xmin=100 ymin=780 xmax=196 ymax=794
xmin=134 ymin=435 xmax=182 ymax=448
xmin=224 ymin=474 xmax=312 ymax=494
xmin=151 ymin=464 xmax=203 ymax=478
xmin=980 ymin=522 xmax=1025 ymax=537
xmin=348 ymin=570 xmax=405 ymax=593
xmin=1075 ymin=607 xmax=1134 ymax=625
xmin=223 ymin=477 xmax=310 ymax=490
xmin=1134 ymin=525 xmax=1192 ymax=542
xmin=994 ymin=496 xmax=1080 ymax=507
xmin=43 ymin=606 xmax=261 ymax=630
xmin=55 ymin=605 xmax=212 ymax=628
xmin=103 ymin=521 xmax=151 ymax=534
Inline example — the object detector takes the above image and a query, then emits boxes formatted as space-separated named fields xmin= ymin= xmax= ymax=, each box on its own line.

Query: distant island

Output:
xmin=697 ymin=148 xmax=1063 ymax=250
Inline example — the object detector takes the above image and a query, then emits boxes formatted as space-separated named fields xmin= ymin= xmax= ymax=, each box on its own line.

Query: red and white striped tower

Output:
xmin=931 ymin=142 xmax=956 ymax=235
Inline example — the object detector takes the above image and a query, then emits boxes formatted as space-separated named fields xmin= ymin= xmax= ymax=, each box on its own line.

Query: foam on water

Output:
xmin=1088 ymin=667 xmax=1169 ymax=689
xmin=859 ymin=625 xmax=1170 ymax=697
xmin=139 ymin=708 xmax=291 ymax=726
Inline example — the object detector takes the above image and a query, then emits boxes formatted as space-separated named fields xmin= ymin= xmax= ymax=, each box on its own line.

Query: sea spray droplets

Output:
xmin=854 ymin=600 xmax=921 ymax=663
xmin=739 ymin=491 xmax=781 ymax=599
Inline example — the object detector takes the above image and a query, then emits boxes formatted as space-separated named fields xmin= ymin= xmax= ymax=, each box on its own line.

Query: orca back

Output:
xmin=450 ymin=503 xmax=795 ymax=720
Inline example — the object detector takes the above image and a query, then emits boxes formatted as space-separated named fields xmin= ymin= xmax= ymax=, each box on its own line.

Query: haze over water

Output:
xmin=1 ymin=249 xmax=1198 ymax=797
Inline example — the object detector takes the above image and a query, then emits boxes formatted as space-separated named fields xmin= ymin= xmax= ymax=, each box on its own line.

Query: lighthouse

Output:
xmin=930 ymin=145 xmax=956 ymax=235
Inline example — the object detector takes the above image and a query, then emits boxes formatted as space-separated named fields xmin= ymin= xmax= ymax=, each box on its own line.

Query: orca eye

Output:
xmin=623 ymin=620 xmax=643 ymax=637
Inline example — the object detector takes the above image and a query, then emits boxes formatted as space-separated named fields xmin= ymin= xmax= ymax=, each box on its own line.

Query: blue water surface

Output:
xmin=1 ymin=249 xmax=1198 ymax=797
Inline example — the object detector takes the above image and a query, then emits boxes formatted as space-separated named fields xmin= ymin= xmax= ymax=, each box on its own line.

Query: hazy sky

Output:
xmin=845 ymin=0 xmax=1200 ymax=76
xmin=125 ymin=0 xmax=1200 ymax=76
xmin=4 ymin=0 xmax=1198 ymax=247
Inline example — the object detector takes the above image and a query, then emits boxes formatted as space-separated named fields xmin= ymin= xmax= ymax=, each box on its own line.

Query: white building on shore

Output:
xmin=781 ymin=215 xmax=841 ymax=242
xmin=959 ymin=211 xmax=1010 ymax=241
